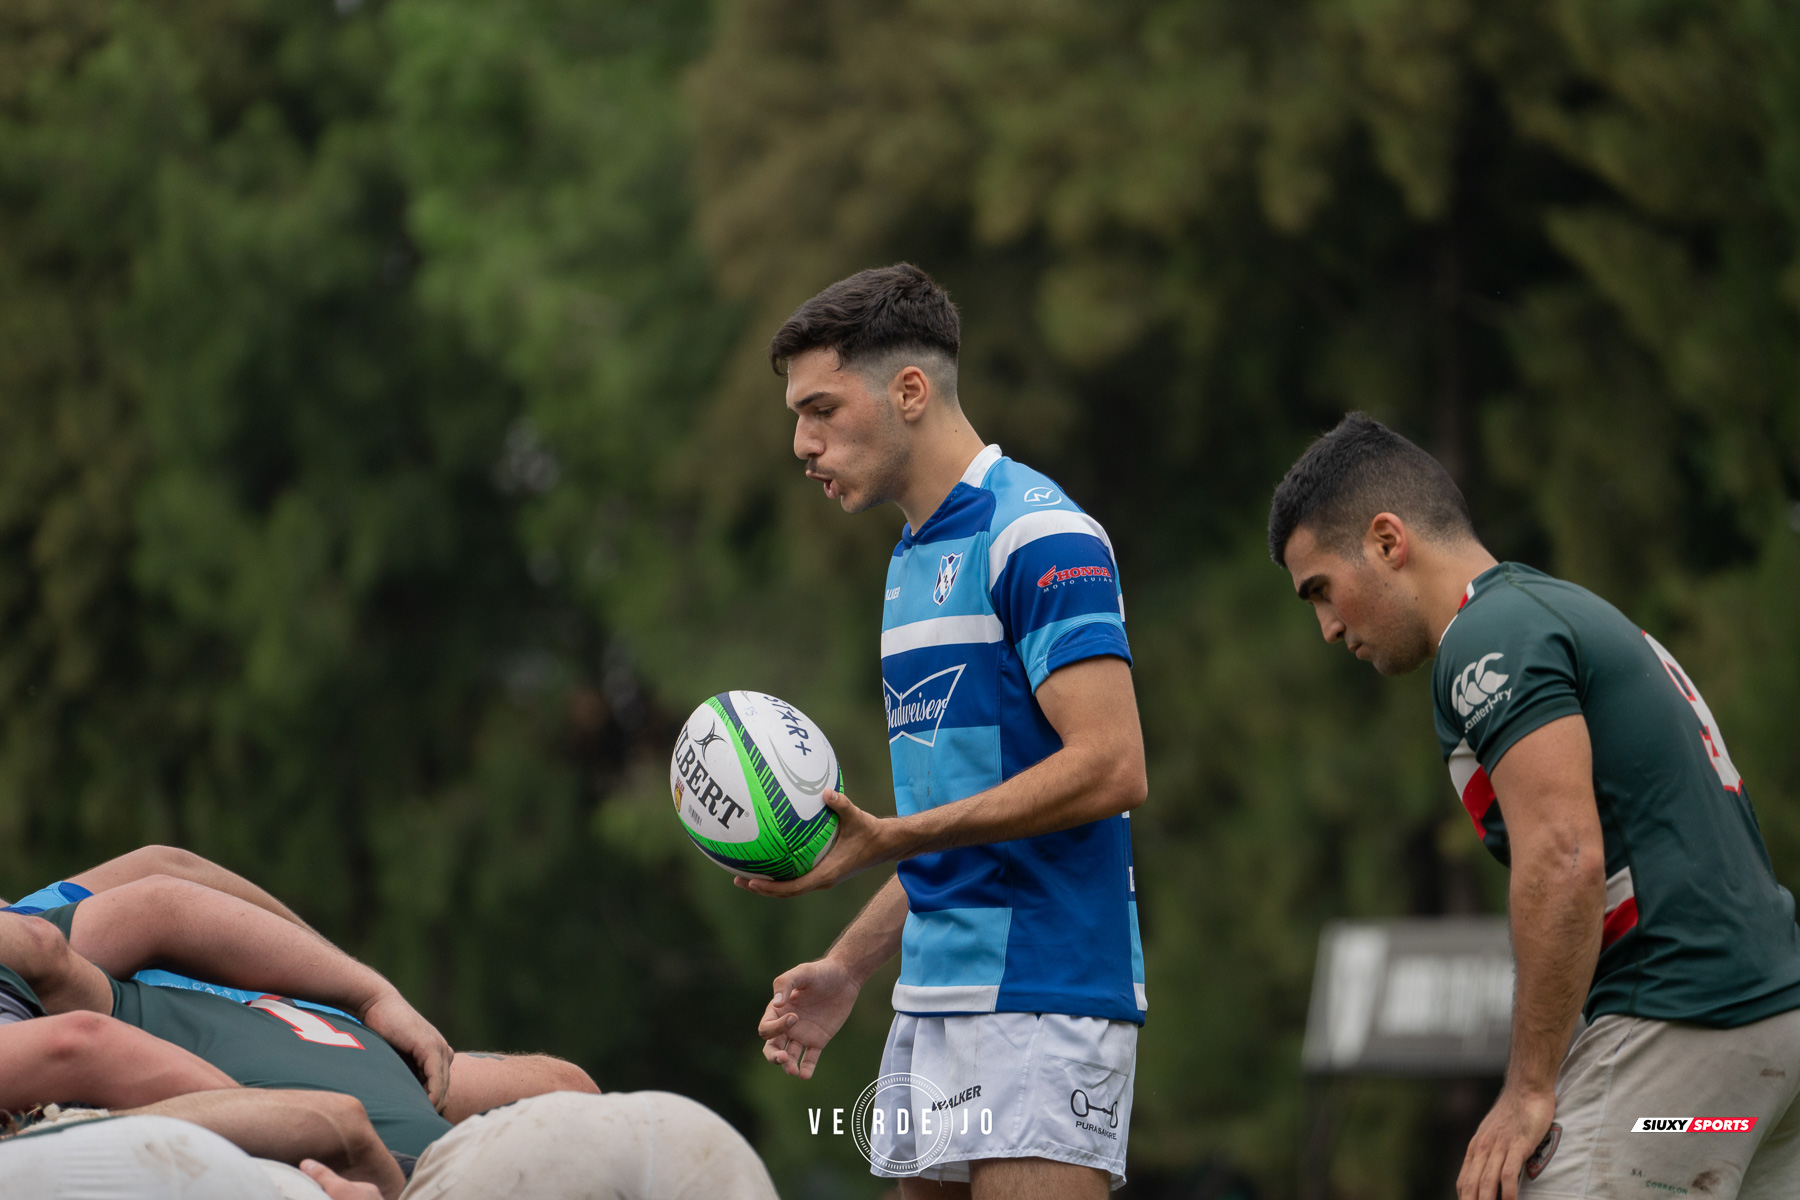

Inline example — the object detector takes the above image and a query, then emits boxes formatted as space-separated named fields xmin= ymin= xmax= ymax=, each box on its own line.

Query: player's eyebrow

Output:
xmin=1295 ymin=573 xmax=1326 ymax=601
xmin=789 ymin=391 xmax=830 ymax=413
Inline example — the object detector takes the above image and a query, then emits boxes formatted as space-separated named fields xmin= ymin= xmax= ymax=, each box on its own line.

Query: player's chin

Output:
xmin=1370 ymin=648 xmax=1430 ymax=677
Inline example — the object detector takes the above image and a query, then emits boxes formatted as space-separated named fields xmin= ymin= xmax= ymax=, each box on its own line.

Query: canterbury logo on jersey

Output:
xmin=884 ymin=664 xmax=965 ymax=746
xmin=1453 ymin=652 xmax=1511 ymax=728
xmin=1036 ymin=564 xmax=1112 ymax=590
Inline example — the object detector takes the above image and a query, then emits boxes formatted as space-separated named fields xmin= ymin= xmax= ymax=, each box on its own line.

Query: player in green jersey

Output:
xmin=1268 ymin=415 xmax=1800 ymax=1200
xmin=0 ymin=864 xmax=779 ymax=1200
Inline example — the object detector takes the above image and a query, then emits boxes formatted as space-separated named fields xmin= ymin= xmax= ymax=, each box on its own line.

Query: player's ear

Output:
xmin=1367 ymin=512 xmax=1408 ymax=568
xmin=893 ymin=364 xmax=930 ymax=423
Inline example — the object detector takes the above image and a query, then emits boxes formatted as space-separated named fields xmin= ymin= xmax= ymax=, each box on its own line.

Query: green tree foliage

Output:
xmin=0 ymin=2 xmax=1795 ymax=1198
xmin=0 ymin=0 xmax=759 ymax=1129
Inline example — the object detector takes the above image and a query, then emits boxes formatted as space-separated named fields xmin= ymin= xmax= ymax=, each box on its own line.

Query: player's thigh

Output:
xmin=405 ymin=1090 xmax=776 ymax=1200
xmin=0 ymin=1115 xmax=285 ymax=1200
xmin=1523 ymin=1009 xmax=1800 ymax=1199
xmin=901 ymin=1178 xmax=971 ymax=1200
xmin=1739 ymin=1016 xmax=1800 ymax=1200
xmin=969 ymin=1156 xmax=1110 ymax=1200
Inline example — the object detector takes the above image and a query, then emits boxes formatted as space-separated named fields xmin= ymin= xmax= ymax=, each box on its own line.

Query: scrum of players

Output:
xmin=0 ymin=845 xmax=780 ymax=1199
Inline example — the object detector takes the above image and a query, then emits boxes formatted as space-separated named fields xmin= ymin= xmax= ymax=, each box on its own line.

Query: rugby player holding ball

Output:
xmin=746 ymin=265 xmax=1149 ymax=1199
xmin=1271 ymin=415 xmax=1800 ymax=1200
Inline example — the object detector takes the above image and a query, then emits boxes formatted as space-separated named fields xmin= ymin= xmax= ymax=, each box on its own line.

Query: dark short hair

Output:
xmin=769 ymin=264 xmax=961 ymax=384
xmin=1267 ymin=413 xmax=1477 ymax=566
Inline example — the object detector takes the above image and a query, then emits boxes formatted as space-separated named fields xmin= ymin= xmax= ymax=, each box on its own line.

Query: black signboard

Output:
xmin=1301 ymin=918 xmax=1514 ymax=1076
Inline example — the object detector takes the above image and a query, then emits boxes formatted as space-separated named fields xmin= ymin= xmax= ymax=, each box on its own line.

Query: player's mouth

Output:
xmin=806 ymin=466 xmax=844 ymax=502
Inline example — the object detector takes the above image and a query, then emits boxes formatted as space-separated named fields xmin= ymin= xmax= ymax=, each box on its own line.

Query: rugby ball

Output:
xmin=670 ymin=692 xmax=842 ymax=881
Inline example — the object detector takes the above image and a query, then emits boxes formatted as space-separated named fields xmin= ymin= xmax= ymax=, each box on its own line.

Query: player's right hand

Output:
xmin=759 ymin=958 xmax=860 ymax=1080
xmin=1457 ymin=1083 xmax=1557 ymax=1200
xmin=359 ymin=990 xmax=454 ymax=1112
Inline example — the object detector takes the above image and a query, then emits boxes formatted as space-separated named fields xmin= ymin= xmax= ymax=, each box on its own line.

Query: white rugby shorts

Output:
xmin=869 ymin=1011 xmax=1138 ymax=1189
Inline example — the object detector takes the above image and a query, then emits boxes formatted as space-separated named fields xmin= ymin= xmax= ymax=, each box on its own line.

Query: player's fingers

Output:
xmin=1499 ymin=1140 xmax=1530 ymax=1200
xmin=1475 ymin=1145 xmax=1506 ymax=1200
xmin=301 ymin=1160 xmax=385 ymax=1200
xmin=797 ymin=1042 xmax=818 ymax=1079
xmin=1456 ymin=1139 xmax=1490 ymax=1200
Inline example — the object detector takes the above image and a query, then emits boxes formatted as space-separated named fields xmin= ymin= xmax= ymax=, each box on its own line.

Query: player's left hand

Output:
xmin=358 ymin=990 xmax=454 ymax=1112
xmin=301 ymin=1159 xmax=389 ymax=1200
xmin=1456 ymin=1083 xmax=1557 ymax=1200
xmin=735 ymin=789 xmax=896 ymax=898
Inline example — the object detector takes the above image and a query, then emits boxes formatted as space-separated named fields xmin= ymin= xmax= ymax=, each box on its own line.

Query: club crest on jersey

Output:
xmin=1453 ymin=652 xmax=1512 ymax=729
xmin=884 ymin=664 xmax=966 ymax=746
xmin=933 ymin=553 xmax=963 ymax=605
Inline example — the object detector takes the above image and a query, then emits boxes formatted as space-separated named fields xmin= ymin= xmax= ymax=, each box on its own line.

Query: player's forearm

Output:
xmin=123 ymin=1089 xmax=406 ymax=1200
xmin=825 ymin=874 xmax=908 ymax=984
xmin=71 ymin=878 xmax=393 ymax=1018
xmin=1504 ymin=842 xmax=1604 ymax=1092
xmin=883 ymin=738 xmax=1145 ymax=861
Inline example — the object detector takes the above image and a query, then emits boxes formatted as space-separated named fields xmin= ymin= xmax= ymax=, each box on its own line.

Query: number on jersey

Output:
xmin=1643 ymin=632 xmax=1742 ymax=793
xmin=249 ymin=995 xmax=364 ymax=1048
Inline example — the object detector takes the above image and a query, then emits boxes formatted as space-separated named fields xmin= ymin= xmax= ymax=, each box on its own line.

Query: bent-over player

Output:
xmin=752 ymin=265 xmax=1148 ymax=1199
xmin=1270 ymin=414 xmax=1800 ymax=1200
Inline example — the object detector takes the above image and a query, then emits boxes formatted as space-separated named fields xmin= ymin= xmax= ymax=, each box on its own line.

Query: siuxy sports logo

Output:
xmin=1022 ymin=486 xmax=1060 ymax=505
xmin=1632 ymin=1117 xmax=1758 ymax=1133
xmin=933 ymin=553 xmax=962 ymax=606
xmin=884 ymin=665 xmax=965 ymax=747
xmin=1452 ymin=652 xmax=1512 ymax=728
xmin=1036 ymin=564 xmax=1113 ymax=591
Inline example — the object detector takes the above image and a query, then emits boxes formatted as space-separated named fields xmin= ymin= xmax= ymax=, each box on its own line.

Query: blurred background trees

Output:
xmin=0 ymin=1 xmax=1795 ymax=1197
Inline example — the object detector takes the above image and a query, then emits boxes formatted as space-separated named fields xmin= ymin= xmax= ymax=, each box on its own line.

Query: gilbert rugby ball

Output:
xmin=670 ymin=692 xmax=842 ymax=880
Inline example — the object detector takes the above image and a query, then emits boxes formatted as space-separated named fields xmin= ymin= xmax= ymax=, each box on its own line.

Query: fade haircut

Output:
xmin=769 ymin=263 xmax=961 ymax=399
xmin=1268 ymin=413 xmax=1478 ymax=567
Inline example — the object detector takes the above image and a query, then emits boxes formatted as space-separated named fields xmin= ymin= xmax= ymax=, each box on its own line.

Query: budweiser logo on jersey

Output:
xmin=884 ymin=664 xmax=965 ymax=747
xmin=1631 ymin=1117 xmax=1758 ymax=1133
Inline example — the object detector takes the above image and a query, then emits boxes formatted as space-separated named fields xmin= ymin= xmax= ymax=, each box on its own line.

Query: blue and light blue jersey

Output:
xmin=883 ymin=445 xmax=1147 ymax=1024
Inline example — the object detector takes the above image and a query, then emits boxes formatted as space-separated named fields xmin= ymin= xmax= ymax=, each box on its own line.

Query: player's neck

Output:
xmin=897 ymin=415 xmax=987 ymax=534
xmin=1423 ymin=542 xmax=1502 ymax=646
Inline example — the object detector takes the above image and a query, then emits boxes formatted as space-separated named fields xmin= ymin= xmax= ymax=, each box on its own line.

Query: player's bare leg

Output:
xmin=969 ymin=1157 xmax=1109 ymax=1200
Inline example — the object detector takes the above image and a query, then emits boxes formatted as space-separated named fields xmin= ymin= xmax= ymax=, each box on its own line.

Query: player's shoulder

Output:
xmin=977 ymin=453 xmax=1090 ymax=532
xmin=1452 ymin=563 xmax=1630 ymax=646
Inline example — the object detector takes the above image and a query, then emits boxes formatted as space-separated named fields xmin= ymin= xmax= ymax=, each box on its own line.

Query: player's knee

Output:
xmin=128 ymin=845 xmax=207 ymax=879
xmin=2 ymin=911 xmax=75 ymax=984
xmin=38 ymin=1010 xmax=115 ymax=1064
xmin=546 ymin=1057 xmax=599 ymax=1094
xmin=313 ymin=1088 xmax=374 ymax=1131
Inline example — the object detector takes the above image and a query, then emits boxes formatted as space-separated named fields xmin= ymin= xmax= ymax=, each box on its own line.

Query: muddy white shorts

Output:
xmin=403 ymin=1090 xmax=778 ymax=1200
xmin=869 ymin=1012 xmax=1137 ymax=1189
xmin=0 ymin=1115 xmax=286 ymax=1200
xmin=1521 ymin=1006 xmax=1800 ymax=1199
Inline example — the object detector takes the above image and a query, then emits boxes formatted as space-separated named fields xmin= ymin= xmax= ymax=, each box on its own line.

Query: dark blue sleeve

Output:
xmin=991 ymin=526 xmax=1131 ymax=689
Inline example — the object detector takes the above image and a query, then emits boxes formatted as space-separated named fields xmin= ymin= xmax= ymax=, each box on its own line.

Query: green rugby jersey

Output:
xmin=1432 ymin=563 xmax=1800 ymax=1026
xmin=37 ymin=903 xmax=450 ymax=1156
